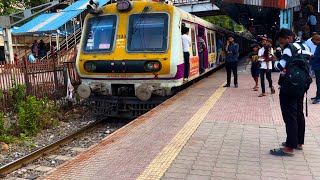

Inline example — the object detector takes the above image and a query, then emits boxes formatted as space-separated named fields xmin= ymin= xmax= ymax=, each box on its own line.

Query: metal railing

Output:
xmin=40 ymin=27 xmax=82 ymax=61
xmin=173 ymin=0 xmax=211 ymax=5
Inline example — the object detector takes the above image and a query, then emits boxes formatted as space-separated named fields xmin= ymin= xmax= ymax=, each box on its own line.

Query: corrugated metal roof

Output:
xmin=13 ymin=13 xmax=56 ymax=34
xmin=13 ymin=0 xmax=109 ymax=35
xmin=221 ymin=0 xmax=300 ymax=9
xmin=39 ymin=10 xmax=83 ymax=32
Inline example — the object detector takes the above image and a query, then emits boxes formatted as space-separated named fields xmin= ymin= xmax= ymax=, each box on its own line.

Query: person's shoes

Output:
xmin=281 ymin=142 xmax=303 ymax=150
xmin=223 ymin=84 xmax=230 ymax=87
xmin=258 ymin=93 xmax=266 ymax=97
xmin=271 ymin=86 xmax=276 ymax=94
xmin=234 ymin=84 xmax=238 ymax=88
xmin=183 ymin=78 xmax=188 ymax=82
xmin=312 ymin=99 xmax=320 ymax=104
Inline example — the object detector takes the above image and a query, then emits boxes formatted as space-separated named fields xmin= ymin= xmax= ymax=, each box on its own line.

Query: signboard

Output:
xmin=189 ymin=57 xmax=199 ymax=77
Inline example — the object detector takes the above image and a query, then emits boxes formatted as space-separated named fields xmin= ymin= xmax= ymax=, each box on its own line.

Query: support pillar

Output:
xmin=2 ymin=28 xmax=14 ymax=63
xmin=0 ymin=16 xmax=14 ymax=63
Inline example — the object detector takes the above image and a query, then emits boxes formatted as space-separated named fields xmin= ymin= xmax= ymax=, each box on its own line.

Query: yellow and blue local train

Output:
xmin=76 ymin=0 xmax=252 ymax=118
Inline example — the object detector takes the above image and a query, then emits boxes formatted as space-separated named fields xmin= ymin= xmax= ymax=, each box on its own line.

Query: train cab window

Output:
xmin=207 ymin=32 xmax=212 ymax=53
xmin=127 ymin=13 xmax=168 ymax=52
xmin=190 ymin=28 xmax=197 ymax=56
xmin=83 ymin=15 xmax=117 ymax=53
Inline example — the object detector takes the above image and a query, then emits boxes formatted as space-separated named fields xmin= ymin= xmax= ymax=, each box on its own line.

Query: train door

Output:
xmin=215 ymin=33 xmax=223 ymax=64
xmin=188 ymin=24 xmax=199 ymax=78
xmin=220 ymin=34 xmax=227 ymax=63
xmin=197 ymin=26 xmax=208 ymax=71
xmin=206 ymin=30 xmax=217 ymax=68
xmin=211 ymin=31 xmax=217 ymax=66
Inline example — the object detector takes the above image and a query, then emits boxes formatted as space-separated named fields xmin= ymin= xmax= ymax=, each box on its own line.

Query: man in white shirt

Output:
xmin=306 ymin=32 xmax=317 ymax=54
xmin=306 ymin=32 xmax=318 ymax=76
xmin=28 ymin=53 xmax=36 ymax=63
xmin=258 ymin=37 xmax=275 ymax=97
xmin=182 ymin=27 xmax=191 ymax=81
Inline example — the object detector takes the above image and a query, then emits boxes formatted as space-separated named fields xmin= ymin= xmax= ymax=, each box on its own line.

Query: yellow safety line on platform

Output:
xmin=137 ymin=82 xmax=227 ymax=180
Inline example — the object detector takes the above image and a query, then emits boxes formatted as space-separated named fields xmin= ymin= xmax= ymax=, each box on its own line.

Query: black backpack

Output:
xmin=280 ymin=43 xmax=312 ymax=97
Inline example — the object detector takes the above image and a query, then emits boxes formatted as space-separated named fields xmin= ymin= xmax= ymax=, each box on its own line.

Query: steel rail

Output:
xmin=0 ymin=117 xmax=106 ymax=176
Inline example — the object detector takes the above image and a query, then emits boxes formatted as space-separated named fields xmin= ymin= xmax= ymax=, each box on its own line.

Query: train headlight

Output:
xmin=144 ymin=61 xmax=161 ymax=72
xmin=84 ymin=62 xmax=97 ymax=72
xmin=117 ymin=0 xmax=132 ymax=11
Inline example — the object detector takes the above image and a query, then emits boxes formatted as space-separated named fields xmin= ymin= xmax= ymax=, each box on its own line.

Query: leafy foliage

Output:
xmin=11 ymin=81 xmax=26 ymax=113
xmin=0 ymin=0 xmax=55 ymax=15
xmin=202 ymin=15 xmax=244 ymax=32
xmin=17 ymin=96 xmax=59 ymax=136
xmin=0 ymin=112 xmax=4 ymax=134
xmin=0 ymin=112 xmax=16 ymax=143
xmin=17 ymin=96 xmax=43 ymax=136
xmin=0 ymin=89 xmax=3 ymax=101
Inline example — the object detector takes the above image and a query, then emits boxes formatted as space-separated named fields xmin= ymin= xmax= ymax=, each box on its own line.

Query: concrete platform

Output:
xmin=42 ymin=65 xmax=320 ymax=180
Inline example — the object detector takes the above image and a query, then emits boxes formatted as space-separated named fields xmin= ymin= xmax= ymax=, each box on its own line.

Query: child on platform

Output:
xmin=246 ymin=44 xmax=260 ymax=91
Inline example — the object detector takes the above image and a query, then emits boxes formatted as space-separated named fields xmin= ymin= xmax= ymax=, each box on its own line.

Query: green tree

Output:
xmin=0 ymin=0 xmax=18 ymax=15
xmin=0 ymin=0 xmax=49 ymax=15
xmin=202 ymin=15 xmax=244 ymax=32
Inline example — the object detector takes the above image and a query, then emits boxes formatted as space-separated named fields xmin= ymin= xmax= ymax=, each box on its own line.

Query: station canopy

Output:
xmin=212 ymin=0 xmax=300 ymax=37
xmin=13 ymin=0 xmax=109 ymax=35
xmin=216 ymin=0 xmax=300 ymax=10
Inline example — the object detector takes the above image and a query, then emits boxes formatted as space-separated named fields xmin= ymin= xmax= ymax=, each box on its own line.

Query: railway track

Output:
xmin=0 ymin=65 xmax=226 ymax=179
xmin=0 ymin=116 xmax=128 ymax=179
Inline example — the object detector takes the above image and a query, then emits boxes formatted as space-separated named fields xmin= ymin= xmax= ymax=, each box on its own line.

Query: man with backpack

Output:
xmin=271 ymin=28 xmax=312 ymax=156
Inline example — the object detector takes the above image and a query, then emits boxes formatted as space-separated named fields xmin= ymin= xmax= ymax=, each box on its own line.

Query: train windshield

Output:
xmin=83 ymin=15 xmax=117 ymax=53
xmin=127 ymin=13 xmax=168 ymax=52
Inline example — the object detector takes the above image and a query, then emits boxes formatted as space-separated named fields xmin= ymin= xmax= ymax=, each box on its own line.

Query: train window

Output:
xmin=211 ymin=32 xmax=215 ymax=53
xmin=190 ymin=28 xmax=197 ymax=56
xmin=127 ymin=13 xmax=168 ymax=52
xmin=207 ymin=32 xmax=211 ymax=53
xmin=83 ymin=15 xmax=117 ymax=53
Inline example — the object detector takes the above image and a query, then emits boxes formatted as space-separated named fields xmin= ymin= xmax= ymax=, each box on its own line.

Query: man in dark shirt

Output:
xmin=224 ymin=34 xmax=239 ymax=88
xmin=311 ymin=34 xmax=320 ymax=104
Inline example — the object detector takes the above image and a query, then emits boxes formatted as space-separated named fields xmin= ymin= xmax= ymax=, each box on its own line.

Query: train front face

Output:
xmin=76 ymin=1 xmax=180 ymax=117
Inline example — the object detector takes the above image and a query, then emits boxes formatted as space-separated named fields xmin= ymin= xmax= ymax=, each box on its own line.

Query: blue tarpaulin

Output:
xmin=13 ymin=0 xmax=109 ymax=35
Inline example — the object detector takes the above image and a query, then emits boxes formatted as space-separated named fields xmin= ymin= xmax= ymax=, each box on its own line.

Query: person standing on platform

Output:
xmin=307 ymin=12 xmax=317 ymax=37
xmin=258 ymin=38 xmax=275 ymax=97
xmin=224 ymin=34 xmax=239 ymax=88
xmin=271 ymin=28 xmax=312 ymax=156
xmin=198 ymin=31 xmax=206 ymax=74
xmin=306 ymin=32 xmax=318 ymax=54
xmin=38 ymin=40 xmax=46 ymax=58
xmin=14 ymin=54 xmax=19 ymax=65
xmin=182 ymin=27 xmax=191 ymax=82
xmin=311 ymin=34 xmax=320 ymax=104
xmin=246 ymin=44 xmax=260 ymax=91
xmin=306 ymin=32 xmax=318 ymax=77
xmin=31 ymin=40 xmax=38 ymax=57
